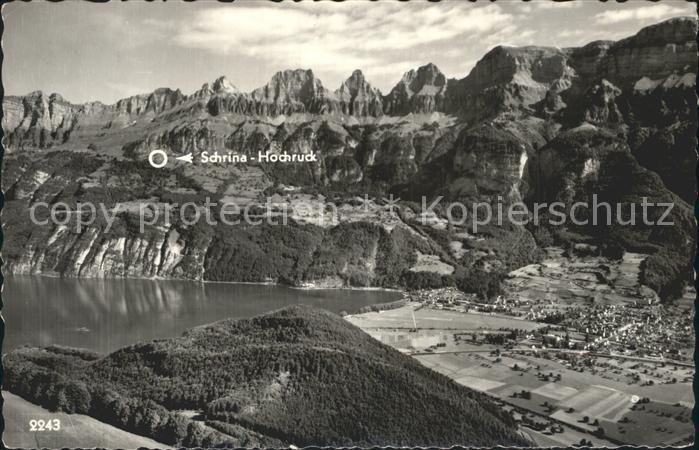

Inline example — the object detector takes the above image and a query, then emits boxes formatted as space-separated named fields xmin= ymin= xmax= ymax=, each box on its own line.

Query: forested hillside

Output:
xmin=4 ymin=305 xmax=530 ymax=447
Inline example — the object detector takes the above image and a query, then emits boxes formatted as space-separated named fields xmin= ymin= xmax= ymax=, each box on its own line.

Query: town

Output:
xmin=347 ymin=247 xmax=694 ymax=447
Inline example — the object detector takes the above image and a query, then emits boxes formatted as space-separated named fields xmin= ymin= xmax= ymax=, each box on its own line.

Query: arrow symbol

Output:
xmin=176 ymin=153 xmax=194 ymax=164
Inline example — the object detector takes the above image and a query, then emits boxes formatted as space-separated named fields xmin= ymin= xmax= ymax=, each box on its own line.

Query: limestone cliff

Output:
xmin=384 ymin=63 xmax=448 ymax=115
xmin=335 ymin=70 xmax=384 ymax=117
xmin=2 ymin=17 xmax=696 ymax=298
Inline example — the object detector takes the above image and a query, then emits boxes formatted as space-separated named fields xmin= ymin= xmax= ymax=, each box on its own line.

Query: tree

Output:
xmin=158 ymin=416 xmax=187 ymax=445
xmin=63 ymin=382 xmax=92 ymax=414
xmin=183 ymin=422 xmax=209 ymax=447
xmin=55 ymin=389 xmax=70 ymax=412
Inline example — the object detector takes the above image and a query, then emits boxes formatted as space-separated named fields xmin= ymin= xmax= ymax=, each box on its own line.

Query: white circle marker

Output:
xmin=148 ymin=150 xmax=168 ymax=168
xmin=631 ymin=395 xmax=640 ymax=404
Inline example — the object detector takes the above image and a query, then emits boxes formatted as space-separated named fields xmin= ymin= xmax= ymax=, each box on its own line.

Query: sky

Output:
xmin=2 ymin=0 xmax=695 ymax=104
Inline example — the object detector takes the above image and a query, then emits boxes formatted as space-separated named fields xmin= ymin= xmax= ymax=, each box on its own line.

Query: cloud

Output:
xmin=105 ymin=81 xmax=151 ymax=98
xmin=95 ymin=12 xmax=169 ymax=49
xmin=480 ymin=25 xmax=536 ymax=49
xmin=594 ymin=4 xmax=692 ymax=25
xmin=533 ymin=1 xmax=583 ymax=10
xmin=93 ymin=0 xmax=691 ymax=96
xmin=363 ymin=61 xmax=425 ymax=84
xmin=173 ymin=2 xmax=514 ymax=84
xmin=552 ymin=28 xmax=627 ymax=45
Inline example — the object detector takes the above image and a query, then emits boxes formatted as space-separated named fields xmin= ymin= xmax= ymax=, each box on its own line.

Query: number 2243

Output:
xmin=29 ymin=419 xmax=60 ymax=431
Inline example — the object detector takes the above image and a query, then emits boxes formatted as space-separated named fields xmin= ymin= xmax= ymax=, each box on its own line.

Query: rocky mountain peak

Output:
xmin=337 ymin=70 xmax=378 ymax=96
xmin=622 ymin=16 xmax=697 ymax=47
xmin=48 ymin=92 xmax=68 ymax=103
xmin=2 ymin=16 xmax=696 ymax=310
xmin=25 ymin=90 xmax=46 ymax=100
xmin=335 ymin=69 xmax=383 ymax=117
xmin=205 ymin=69 xmax=330 ymax=116
xmin=402 ymin=63 xmax=447 ymax=95
xmin=194 ymin=76 xmax=238 ymax=100
xmin=113 ymin=87 xmax=186 ymax=116
xmin=567 ymin=41 xmax=612 ymax=80
xmin=253 ymin=69 xmax=325 ymax=103
xmin=211 ymin=76 xmax=238 ymax=94
xmin=599 ymin=16 xmax=698 ymax=86
xmin=22 ymin=90 xmax=70 ymax=108
xmin=3 ymin=17 xmax=696 ymax=128
xmin=343 ymin=69 xmax=368 ymax=89
xmin=2 ymin=89 xmax=76 ymax=149
xmin=444 ymin=45 xmax=574 ymax=122
xmin=384 ymin=63 xmax=447 ymax=115
xmin=470 ymin=46 xmax=569 ymax=89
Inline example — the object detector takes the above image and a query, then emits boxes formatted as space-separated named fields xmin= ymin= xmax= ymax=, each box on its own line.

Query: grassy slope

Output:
xmin=3 ymin=391 xmax=167 ymax=449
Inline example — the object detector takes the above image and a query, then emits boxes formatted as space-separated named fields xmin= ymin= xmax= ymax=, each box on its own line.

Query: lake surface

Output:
xmin=1 ymin=275 xmax=401 ymax=354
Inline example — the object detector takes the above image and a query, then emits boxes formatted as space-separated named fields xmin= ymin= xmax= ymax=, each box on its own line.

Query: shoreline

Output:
xmin=4 ymin=271 xmax=405 ymax=294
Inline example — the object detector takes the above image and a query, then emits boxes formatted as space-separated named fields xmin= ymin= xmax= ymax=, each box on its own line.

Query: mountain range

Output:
xmin=1 ymin=16 xmax=696 ymax=300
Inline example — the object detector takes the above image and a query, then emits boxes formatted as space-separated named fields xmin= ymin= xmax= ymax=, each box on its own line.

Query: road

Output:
xmin=410 ymin=347 xmax=693 ymax=367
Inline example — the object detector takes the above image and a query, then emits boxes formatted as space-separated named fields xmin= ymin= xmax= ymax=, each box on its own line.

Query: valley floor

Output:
xmin=2 ymin=247 xmax=693 ymax=448
xmin=345 ymin=249 xmax=695 ymax=447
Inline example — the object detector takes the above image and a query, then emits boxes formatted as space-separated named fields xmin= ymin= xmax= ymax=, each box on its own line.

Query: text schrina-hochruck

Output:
xmin=257 ymin=150 xmax=318 ymax=162
xmin=199 ymin=151 xmax=318 ymax=164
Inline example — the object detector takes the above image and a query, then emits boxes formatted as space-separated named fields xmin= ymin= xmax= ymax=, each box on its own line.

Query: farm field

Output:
xmin=414 ymin=349 xmax=693 ymax=445
xmin=346 ymin=303 xmax=544 ymax=331
xmin=349 ymin=301 xmax=694 ymax=446
xmin=599 ymin=401 xmax=694 ymax=446
xmin=504 ymin=250 xmax=652 ymax=309
xmin=524 ymin=426 xmax=616 ymax=447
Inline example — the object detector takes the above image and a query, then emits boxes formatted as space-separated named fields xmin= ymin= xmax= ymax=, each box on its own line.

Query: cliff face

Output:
xmin=205 ymin=69 xmax=386 ymax=117
xmin=447 ymin=46 xmax=575 ymax=122
xmin=564 ymin=19 xmax=696 ymax=90
xmin=5 ymin=17 xmax=695 ymax=148
xmin=598 ymin=17 xmax=697 ymax=86
xmin=445 ymin=16 xmax=696 ymax=123
xmin=526 ymin=126 xmax=695 ymax=298
xmin=2 ymin=150 xmax=431 ymax=287
xmin=335 ymin=70 xmax=384 ymax=117
xmin=206 ymin=70 xmax=340 ymax=116
xmin=2 ymin=92 xmax=78 ymax=148
xmin=384 ymin=63 xmax=448 ymax=115
xmin=115 ymin=88 xmax=187 ymax=116
xmin=249 ymin=69 xmax=335 ymax=115
xmin=2 ymin=17 xmax=696 ymax=298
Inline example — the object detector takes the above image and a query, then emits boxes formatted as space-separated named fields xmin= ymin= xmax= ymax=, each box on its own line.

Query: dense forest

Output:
xmin=4 ymin=306 xmax=530 ymax=447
